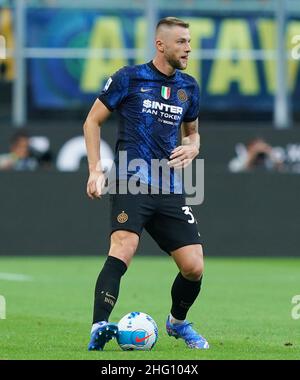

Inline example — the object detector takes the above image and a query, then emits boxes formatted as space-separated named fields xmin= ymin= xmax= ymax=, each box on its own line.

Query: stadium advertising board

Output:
xmin=2 ymin=8 xmax=299 ymax=111
xmin=1 ymin=125 xmax=300 ymax=256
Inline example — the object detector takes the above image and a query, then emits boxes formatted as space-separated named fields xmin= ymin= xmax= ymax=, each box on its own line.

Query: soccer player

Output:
xmin=84 ymin=17 xmax=209 ymax=350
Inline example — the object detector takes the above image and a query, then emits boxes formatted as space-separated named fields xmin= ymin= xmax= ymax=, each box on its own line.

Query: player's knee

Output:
xmin=180 ymin=251 xmax=204 ymax=281
xmin=181 ymin=263 xmax=203 ymax=281
xmin=110 ymin=231 xmax=139 ymax=259
xmin=175 ymin=246 xmax=204 ymax=280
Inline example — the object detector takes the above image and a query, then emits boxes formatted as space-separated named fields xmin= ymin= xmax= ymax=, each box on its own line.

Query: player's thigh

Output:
xmin=145 ymin=195 xmax=203 ymax=255
xmin=109 ymin=193 xmax=155 ymax=266
xmin=110 ymin=193 xmax=155 ymax=235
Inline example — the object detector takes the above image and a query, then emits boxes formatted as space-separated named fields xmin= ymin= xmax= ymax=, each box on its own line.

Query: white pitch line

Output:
xmin=0 ymin=273 xmax=33 ymax=282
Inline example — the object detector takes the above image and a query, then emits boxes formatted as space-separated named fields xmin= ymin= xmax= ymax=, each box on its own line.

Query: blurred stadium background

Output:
xmin=0 ymin=0 xmax=300 ymax=361
xmin=0 ymin=0 xmax=299 ymax=256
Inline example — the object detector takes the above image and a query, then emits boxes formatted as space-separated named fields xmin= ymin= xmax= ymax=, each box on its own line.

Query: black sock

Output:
xmin=170 ymin=272 xmax=203 ymax=321
xmin=93 ymin=256 xmax=127 ymax=324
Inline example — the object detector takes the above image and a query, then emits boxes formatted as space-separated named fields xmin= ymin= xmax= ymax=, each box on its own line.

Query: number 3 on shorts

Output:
xmin=181 ymin=206 xmax=195 ymax=224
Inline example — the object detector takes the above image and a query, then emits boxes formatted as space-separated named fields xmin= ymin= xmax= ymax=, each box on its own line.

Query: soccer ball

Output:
xmin=117 ymin=311 xmax=158 ymax=351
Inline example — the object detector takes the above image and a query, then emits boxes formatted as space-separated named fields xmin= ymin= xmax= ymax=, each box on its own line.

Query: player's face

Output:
xmin=164 ymin=26 xmax=191 ymax=70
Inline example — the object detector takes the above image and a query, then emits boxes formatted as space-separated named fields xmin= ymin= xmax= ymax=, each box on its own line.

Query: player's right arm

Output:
xmin=84 ymin=67 xmax=128 ymax=199
xmin=83 ymin=99 xmax=111 ymax=199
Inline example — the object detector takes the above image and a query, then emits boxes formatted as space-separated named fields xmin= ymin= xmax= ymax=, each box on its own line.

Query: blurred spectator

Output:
xmin=0 ymin=130 xmax=38 ymax=171
xmin=228 ymin=137 xmax=284 ymax=173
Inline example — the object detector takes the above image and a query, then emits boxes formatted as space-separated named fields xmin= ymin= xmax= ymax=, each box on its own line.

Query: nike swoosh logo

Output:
xmin=141 ymin=88 xmax=152 ymax=92
xmin=135 ymin=333 xmax=153 ymax=343
xmin=105 ymin=292 xmax=116 ymax=300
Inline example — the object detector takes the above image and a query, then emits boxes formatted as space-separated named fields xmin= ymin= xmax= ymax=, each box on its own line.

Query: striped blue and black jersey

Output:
xmin=98 ymin=61 xmax=200 ymax=192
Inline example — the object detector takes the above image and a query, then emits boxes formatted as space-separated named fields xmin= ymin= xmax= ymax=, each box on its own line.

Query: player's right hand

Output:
xmin=86 ymin=171 xmax=106 ymax=199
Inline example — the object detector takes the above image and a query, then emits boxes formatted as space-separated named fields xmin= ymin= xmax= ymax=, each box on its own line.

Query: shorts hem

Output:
xmin=162 ymin=240 xmax=204 ymax=255
xmin=110 ymin=227 xmax=141 ymax=239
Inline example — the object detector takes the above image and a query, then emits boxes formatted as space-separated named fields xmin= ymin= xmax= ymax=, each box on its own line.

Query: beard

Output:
xmin=166 ymin=55 xmax=187 ymax=71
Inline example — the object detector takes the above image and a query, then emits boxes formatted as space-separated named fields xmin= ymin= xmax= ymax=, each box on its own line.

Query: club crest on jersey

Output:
xmin=177 ymin=89 xmax=188 ymax=102
xmin=161 ymin=86 xmax=171 ymax=100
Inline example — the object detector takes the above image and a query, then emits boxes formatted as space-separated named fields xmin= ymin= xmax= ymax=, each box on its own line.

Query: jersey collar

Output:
xmin=147 ymin=60 xmax=176 ymax=79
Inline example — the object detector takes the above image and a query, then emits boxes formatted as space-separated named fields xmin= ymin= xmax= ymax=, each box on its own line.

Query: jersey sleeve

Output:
xmin=98 ymin=67 xmax=129 ymax=111
xmin=183 ymin=81 xmax=201 ymax=122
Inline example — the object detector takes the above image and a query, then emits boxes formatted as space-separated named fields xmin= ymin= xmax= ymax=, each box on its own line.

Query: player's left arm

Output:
xmin=168 ymin=119 xmax=200 ymax=169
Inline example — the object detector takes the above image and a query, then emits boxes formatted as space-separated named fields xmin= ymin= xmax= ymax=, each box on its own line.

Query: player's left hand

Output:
xmin=168 ymin=144 xmax=199 ymax=169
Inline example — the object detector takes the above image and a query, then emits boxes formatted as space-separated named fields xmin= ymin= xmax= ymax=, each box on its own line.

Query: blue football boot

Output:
xmin=166 ymin=316 xmax=209 ymax=349
xmin=88 ymin=321 xmax=118 ymax=351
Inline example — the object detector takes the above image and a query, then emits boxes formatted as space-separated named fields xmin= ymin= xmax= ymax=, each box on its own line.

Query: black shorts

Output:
xmin=110 ymin=193 xmax=203 ymax=254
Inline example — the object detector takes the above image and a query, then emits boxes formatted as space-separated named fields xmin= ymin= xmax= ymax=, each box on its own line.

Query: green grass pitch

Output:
xmin=0 ymin=256 xmax=299 ymax=360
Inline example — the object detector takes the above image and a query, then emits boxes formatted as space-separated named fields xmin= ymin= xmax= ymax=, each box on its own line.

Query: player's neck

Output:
xmin=152 ymin=58 xmax=176 ymax=77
